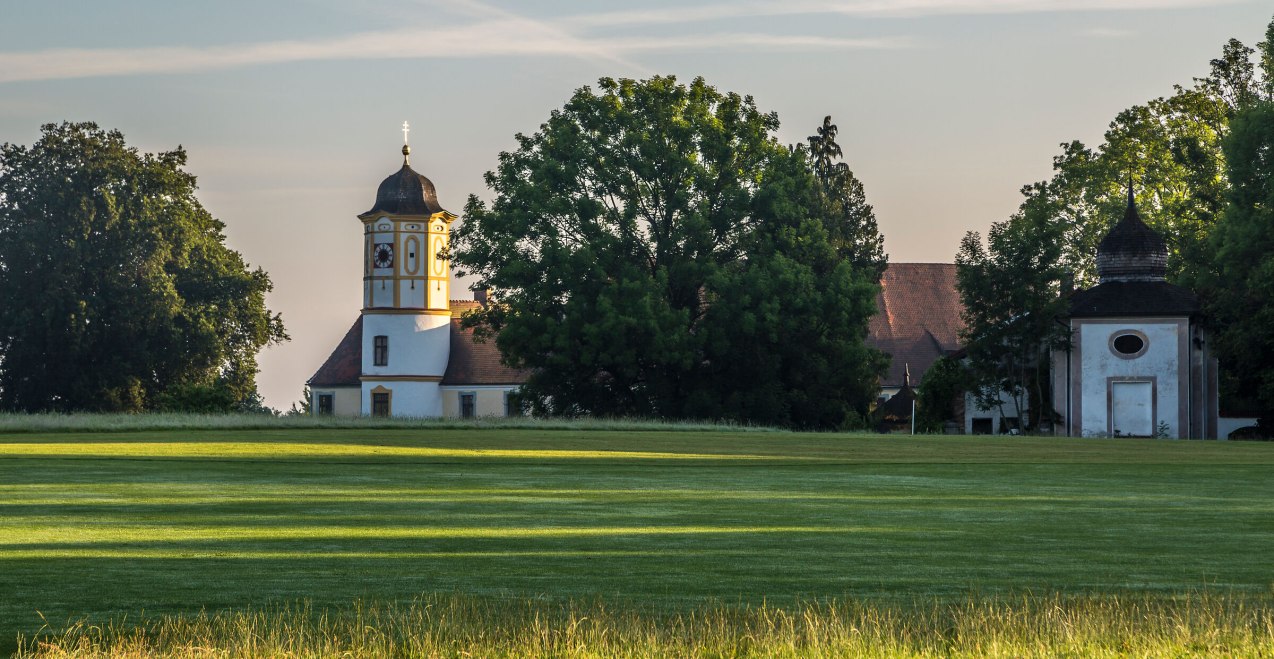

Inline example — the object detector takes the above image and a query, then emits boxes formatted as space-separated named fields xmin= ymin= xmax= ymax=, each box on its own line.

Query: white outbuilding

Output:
xmin=1051 ymin=189 xmax=1218 ymax=438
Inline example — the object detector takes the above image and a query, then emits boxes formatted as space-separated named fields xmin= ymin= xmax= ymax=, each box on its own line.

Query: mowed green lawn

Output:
xmin=1 ymin=429 xmax=1272 ymax=647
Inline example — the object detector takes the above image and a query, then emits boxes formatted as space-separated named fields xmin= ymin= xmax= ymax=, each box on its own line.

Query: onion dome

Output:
xmin=364 ymin=145 xmax=447 ymax=216
xmin=1095 ymin=185 xmax=1168 ymax=283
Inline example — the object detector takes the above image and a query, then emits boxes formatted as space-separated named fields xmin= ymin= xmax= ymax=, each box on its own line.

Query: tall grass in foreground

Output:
xmin=0 ymin=413 xmax=785 ymax=435
xmin=18 ymin=594 xmax=1274 ymax=658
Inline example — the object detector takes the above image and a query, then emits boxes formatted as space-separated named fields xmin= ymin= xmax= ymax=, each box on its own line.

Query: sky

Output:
xmin=1 ymin=0 xmax=1271 ymax=411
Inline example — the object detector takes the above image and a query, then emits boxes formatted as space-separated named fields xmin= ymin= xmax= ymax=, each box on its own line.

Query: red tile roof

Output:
xmin=307 ymin=317 xmax=363 ymax=387
xmin=308 ymin=302 xmax=530 ymax=388
xmin=867 ymin=263 xmax=964 ymax=388
xmin=312 ymin=266 xmax=966 ymax=392
xmin=442 ymin=319 xmax=531 ymax=385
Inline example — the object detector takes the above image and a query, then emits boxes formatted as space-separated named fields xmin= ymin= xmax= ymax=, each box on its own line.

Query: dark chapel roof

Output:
xmin=1095 ymin=186 xmax=1169 ymax=283
xmin=363 ymin=146 xmax=448 ymax=217
xmin=1069 ymin=281 xmax=1199 ymax=318
xmin=877 ymin=382 xmax=917 ymax=420
xmin=1071 ymin=187 xmax=1198 ymax=318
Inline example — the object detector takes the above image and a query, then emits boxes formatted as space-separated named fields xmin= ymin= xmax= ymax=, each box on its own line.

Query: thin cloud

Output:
xmin=0 ymin=0 xmax=1229 ymax=84
xmin=425 ymin=0 xmax=645 ymax=71
xmin=0 ymin=23 xmax=595 ymax=84
xmin=0 ymin=23 xmax=907 ymax=84
xmin=564 ymin=0 xmax=1238 ymax=27
xmin=610 ymin=34 xmax=910 ymax=52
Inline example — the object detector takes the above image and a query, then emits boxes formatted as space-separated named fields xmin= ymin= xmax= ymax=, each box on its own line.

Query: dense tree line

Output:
xmin=453 ymin=76 xmax=886 ymax=429
xmin=954 ymin=15 xmax=1274 ymax=432
xmin=0 ymin=122 xmax=287 ymax=412
xmin=1210 ymin=18 xmax=1274 ymax=430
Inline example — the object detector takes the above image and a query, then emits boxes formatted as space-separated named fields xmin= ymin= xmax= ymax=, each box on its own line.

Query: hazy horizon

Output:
xmin=1 ymin=0 xmax=1269 ymax=411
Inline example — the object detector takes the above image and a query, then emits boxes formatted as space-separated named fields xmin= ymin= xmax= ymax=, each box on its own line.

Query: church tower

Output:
xmin=356 ymin=128 xmax=457 ymax=416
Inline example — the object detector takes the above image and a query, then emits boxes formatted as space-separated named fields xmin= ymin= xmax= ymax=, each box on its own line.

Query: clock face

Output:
xmin=373 ymin=242 xmax=394 ymax=269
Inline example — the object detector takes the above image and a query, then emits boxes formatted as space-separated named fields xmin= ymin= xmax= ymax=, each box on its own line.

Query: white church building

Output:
xmin=307 ymin=138 xmax=1223 ymax=434
xmin=307 ymin=141 xmax=526 ymax=418
xmin=1050 ymin=190 xmax=1219 ymax=438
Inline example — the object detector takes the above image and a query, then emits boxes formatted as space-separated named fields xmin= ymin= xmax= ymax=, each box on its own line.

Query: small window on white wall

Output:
xmin=372 ymin=392 xmax=390 ymax=417
xmin=460 ymin=392 xmax=476 ymax=419
xmin=1110 ymin=330 xmax=1149 ymax=359
xmin=373 ymin=335 xmax=388 ymax=366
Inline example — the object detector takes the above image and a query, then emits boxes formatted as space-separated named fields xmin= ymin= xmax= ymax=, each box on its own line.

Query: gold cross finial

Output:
xmin=401 ymin=121 xmax=411 ymax=165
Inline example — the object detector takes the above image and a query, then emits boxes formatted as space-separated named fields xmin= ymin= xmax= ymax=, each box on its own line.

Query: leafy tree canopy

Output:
xmin=0 ymin=122 xmax=287 ymax=412
xmin=956 ymin=16 xmax=1273 ymax=430
xmin=452 ymin=76 xmax=885 ymax=428
xmin=1210 ymin=27 xmax=1274 ymax=427
xmin=914 ymin=356 xmax=969 ymax=433
xmin=956 ymin=197 xmax=1070 ymax=431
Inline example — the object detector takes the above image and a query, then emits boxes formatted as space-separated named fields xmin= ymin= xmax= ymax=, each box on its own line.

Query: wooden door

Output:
xmin=1111 ymin=381 xmax=1153 ymax=436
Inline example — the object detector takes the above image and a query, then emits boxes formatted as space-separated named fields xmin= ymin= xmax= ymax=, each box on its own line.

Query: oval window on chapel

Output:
xmin=1112 ymin=332 xmax=1146 ymax=357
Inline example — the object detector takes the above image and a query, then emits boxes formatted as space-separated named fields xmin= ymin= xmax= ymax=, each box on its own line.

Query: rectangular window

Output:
xmin=503 ymin=391 xmax=513 ymax=417
xmin=460 ymin=392 xmax=476 ymax=419
xmin=372 ymin=392 xmax=390 ymax=417
xmin=317 ymin=394 xmax=334 ymax=416
xmin=373 ymin=335 xmax=388 ymax=366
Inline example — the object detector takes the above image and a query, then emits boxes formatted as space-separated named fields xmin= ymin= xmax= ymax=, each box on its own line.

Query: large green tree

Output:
xmin=690 ymin=147 xmax=887 ymax=428
xmin=956 ymin=184 xmax=1072 ymax=431
xmin=452 ymin=76 xmax=884 ymax=427
xmin=0 ymin=122 xmax=287 ymax=412
xmin=1209 ymin=26 xmax=1274 ymax=429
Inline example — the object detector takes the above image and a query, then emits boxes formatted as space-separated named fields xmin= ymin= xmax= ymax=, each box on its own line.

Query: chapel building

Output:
xmin=1050 ymin=189 xmax=1219 ymax=438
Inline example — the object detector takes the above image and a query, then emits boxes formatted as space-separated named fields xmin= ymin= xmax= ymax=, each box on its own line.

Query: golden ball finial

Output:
xmin=402 ymin=144 xmax=411 ymax=165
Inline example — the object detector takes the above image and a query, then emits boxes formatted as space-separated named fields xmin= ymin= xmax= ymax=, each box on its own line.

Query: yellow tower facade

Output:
xmin=357 ymin=144 xmax=456 ymax=312
xmin=356 ymin=141 xmax=457 ymax=417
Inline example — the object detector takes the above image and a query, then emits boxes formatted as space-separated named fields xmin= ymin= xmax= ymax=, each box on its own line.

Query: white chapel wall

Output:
xmin=1077 ymin=318 xmax=1184 ymax=437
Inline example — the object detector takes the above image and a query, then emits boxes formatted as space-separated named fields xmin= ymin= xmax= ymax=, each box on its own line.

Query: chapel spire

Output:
xmin=1094 ymin=182 xmax=1168 ymax=283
